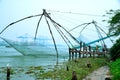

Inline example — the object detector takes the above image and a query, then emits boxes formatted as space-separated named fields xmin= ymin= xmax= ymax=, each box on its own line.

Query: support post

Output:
xmin=83 ymin=42 xmax=86 ymax=58
xmin=79 ymin=50 xmax=81 ymax=58
xmin=75 ymin=49 xmax=77 ymax=59
xmin=72 ymin=49 xmax=74 ymax=59
xmin=96 ymin=45 xmax=99 ymax=57
xmin=7 ymin=67 xmax=10 ymax=80
xmin=69 ymin=48 xmax=71 ymax=60
xmin=89 ymin=45 xmax=91 ymax=57
xmin=79 ymin=41 xmax=82 ymax=58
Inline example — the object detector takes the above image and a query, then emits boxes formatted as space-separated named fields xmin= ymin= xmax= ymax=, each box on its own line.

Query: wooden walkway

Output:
xmin=68 ymin=46 xmax=107 ymax=60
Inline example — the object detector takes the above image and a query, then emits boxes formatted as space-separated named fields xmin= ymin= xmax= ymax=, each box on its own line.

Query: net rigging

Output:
xmin=0 ymin=9 xmax=115 ymax=58
xmin=0 ymin=9 xmax=80 ymax=58
xmin=70 ymin=20 xmax=114 ymax=49
xmin=47 ymin=9 xmax=106 ymax=17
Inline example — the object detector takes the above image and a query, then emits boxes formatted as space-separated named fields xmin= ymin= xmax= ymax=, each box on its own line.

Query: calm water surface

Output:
xmin=0 ymin=46 xmax=68 ymax=80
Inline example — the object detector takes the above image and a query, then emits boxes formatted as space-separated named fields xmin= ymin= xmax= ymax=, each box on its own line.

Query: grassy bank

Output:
xmin=0 ymin=58 xmax=107 ymax=80
xmin=40 ymin=58 xmax=107 ymax=80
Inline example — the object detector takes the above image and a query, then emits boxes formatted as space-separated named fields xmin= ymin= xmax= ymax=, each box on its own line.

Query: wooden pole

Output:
xmin=69 ymin=48 xmax=71 ymax=60
xmin=72 ymin=49 xmax=74 ymax=59
xmin=79 ymin=50 xmax=81 ymax=58
xmin=89 ymin=45 xmax=91 ymax=57
xmin=75 ymin=49 xmax=77 ymax=59
xmin=7 ymin=67 xmax=10 ymax=80
xmin=79 ymin=41 xmax=82 ymax=58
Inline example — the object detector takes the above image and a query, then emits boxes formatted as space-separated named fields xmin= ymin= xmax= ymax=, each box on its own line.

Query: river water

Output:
xmin=0 ymin=46 xmax=69 ymax=80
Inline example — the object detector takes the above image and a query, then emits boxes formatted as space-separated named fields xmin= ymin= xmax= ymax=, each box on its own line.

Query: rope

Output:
xmin=94 ymin=22 xmax=105 ymax=47
xmin=79 ymin=23 xmax=91 ymax=35
xmin=47 ymin=9 xmax=105 ymax=17
xmin=47 ymin=11 xmax=74 ymax=48
xmin=61 ymin=26 xmax=80 ymax=44
xmin=94 ymin=23 xmax=114 ymax=43
xmin=51 ymin=12 xmax=81 ymax=25
xmin=45 ymin=10 xmax=80 ymax=45
xmin=69 ymin=23 xmax=90 ymax=32
xmin=51 ymin=21 xmax=71 ymax=48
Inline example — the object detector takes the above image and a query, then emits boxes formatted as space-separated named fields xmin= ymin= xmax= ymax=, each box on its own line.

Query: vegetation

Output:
xmin=103 ymin=9 xmax=120 ymax=36
xmin=0 ymin=58 xmax=107 ymax=80
xmin=104 ymin=9 xmax=120 ymax=80
xmin=103 ymin=9 xmax=120 ymax=60
xmin=109 ymin=58 xmax=120 ymax=80
xmin=40 ymin=58 xmax=106 ymax=80
xmin=109 ymin=38 xmax=120 ymax=60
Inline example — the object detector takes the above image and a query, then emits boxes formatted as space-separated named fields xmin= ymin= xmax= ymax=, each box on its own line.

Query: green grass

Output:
xmin=40 ymin=58 xmax=107 ymax=80
xmin=109 ymin=58 xmax=120 ymax=80
xmin=0 ymin=58 xmax=107 ymax=80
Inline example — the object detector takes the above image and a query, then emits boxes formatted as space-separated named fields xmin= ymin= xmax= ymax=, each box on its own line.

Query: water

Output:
xmin=0 ymin=56 xmax=57 ymax=67
xmin=0 ymin=46 xmax=68 ymax=66
xmin=0 ymin=46 xmax=69 ymax=80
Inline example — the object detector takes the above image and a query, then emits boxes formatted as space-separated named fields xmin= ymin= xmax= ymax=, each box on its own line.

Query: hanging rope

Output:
xmin=45 ymin=10 xmax=80 ymax=45
xmin=51 ymin=21 xmax=71 ymax=48
xmin=93 ymin=22 xmax=114 ymax=43
xmin=94 ymin=22 xmax=105 ymax=47
xmin=61 ymin=26 xmax=80 ymax=44
xmin=47 ymin=9 xmax=104 ymax=17
xmin=69 ymin=22 xmax=91 ymax=32
xmin=79 ymin=23 xmax=91 ymax=35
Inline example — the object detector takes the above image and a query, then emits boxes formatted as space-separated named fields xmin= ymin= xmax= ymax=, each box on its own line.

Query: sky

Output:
xmin=0 ymin=0 xmax=120 ymax=47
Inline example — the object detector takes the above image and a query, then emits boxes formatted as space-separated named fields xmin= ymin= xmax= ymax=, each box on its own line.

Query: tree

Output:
xmin=103 ymin=9 xmax=120 ymax=60
xmin=104 ymin=9 xmax=120 ymax=36
xmin=110 ymin=38 xmax=120 ymax=61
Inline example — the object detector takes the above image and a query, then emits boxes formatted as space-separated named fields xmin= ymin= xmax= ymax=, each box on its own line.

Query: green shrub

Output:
xmin=110 ymin=38 xmax=120 ymax=60
xmin=110 ymin=58 xmax=120 ymax=80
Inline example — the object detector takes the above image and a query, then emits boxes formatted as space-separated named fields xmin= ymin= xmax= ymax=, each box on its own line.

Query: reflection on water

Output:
xmin=0 ymin=56 xmax=57 ymax=67
xmin=0 ymin=46 xmax=68 ymax=67
xmin=0 ymin=46 xmax=68 ymax=80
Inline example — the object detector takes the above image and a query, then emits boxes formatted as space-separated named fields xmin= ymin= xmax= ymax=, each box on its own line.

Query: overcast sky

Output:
xmin=0 ymin=0 xmax=120 ymax=47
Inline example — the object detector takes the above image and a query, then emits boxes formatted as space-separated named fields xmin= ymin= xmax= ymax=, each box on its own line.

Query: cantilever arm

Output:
xmin=34 ymin=14 xmax=43 ymax=40
xmin=0 ymin=14 xmax=42 ymax=35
